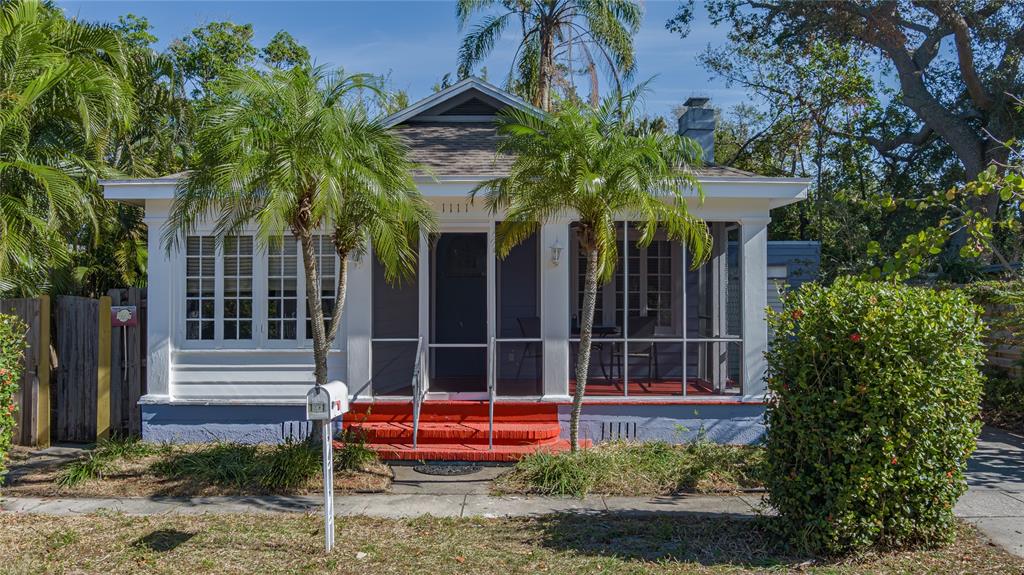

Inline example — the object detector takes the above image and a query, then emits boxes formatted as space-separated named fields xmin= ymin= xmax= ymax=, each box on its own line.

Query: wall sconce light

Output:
xmin=550 ymin=238 xmax=563 ymax=265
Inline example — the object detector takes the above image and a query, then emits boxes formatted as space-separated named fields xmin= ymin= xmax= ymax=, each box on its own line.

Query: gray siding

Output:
xmin=766 ymin=241 xmax=821 ymax=342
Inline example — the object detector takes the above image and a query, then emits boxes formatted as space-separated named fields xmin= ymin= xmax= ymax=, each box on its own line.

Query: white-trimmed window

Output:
xmin=305 ymin=235 xmax=337 ymax=339
xmin=178 ymin=233 xmax=343 ymax=349
xmin=185 ymin=236 xmax=216 ymax=340
xmin=267 ymin=236 xmax=299 ymax=340
xmin=222 ymin=236 xmax=254 ymax=340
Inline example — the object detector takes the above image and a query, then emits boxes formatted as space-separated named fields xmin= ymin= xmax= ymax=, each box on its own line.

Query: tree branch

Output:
xmin=921 ymin=2 xmax=993 ymax=110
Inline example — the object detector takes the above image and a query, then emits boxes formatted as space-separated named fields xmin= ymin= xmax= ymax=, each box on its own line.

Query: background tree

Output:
xmin=457 ymin=0 xmax=642 ymax=110
xmin=669 ymin=0 xmax=1024 ymax=278
xmin=472 ymin=90 xmax=710 ymax=450
xmin=169 ymin=21 xmax=257 ymax=98
xmin=0 ymin=0 xmax=136 ymax=295
xmin=261 ymin=30 xmax=311 ymax=70
xmin=165 ymin=65 xmax=433 ymax=414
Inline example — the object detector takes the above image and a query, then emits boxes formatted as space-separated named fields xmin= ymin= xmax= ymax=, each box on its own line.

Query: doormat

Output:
xmin=412 ymin=463 xmax=483 ymax=476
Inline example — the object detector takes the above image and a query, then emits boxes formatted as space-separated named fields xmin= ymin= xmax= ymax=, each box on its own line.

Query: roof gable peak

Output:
xmin=382 ymin=77 xmax=542 ymax=127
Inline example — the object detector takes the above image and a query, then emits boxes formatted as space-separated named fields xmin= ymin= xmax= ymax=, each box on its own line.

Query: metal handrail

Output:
xmin=488 ymin=336 xmax=496 ymax=451
xmin=411 ymin=336 xmax=426 ymax=449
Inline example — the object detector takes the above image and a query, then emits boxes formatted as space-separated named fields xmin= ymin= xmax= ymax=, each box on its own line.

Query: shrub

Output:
xmin=496 ymin=439 xmax=763 ymax=498
xmin=334 ymin=432 xmax=379 ymax=471
xmin=256 ymin=440 xmax=321 ymax=490
xmin=0 ymin=313 xmax=28 ymax=476
xmin=150 ymin=439 xmax=381 ymax=492
xmin=151 ymin=443 xmax=260 ymax=487
xmin=54 ymin=435 xmax=162 ymax=487
xmin=765 ymin=277 xmax=986 ymax=555
xmin=981 ymin=373 xmax=1024 ymax=433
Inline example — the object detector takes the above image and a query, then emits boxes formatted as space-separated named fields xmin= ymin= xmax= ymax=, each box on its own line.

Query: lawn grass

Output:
xmin=4 ymin=439 xmax=391 ymax=497
xmin=495 ymin=440 xmax=763 ymax=497
xmin=0 ymin=512 xmax=1017 ymax=574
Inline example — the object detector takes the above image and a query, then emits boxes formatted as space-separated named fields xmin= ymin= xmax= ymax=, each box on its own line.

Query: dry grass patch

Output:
xmin=495 ymin=440 xmax=763 ymax=497
xmin=3 ymin=439 xmax=390 ymax=497
xmin=0 ymin=512 xmax=1018 ymax=574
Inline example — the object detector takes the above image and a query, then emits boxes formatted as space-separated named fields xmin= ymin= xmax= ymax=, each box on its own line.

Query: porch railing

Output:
xmin=487 ymin=336 xmax=496 ymax=451
xmin=411 ymin=336 xmax=426 ymax=450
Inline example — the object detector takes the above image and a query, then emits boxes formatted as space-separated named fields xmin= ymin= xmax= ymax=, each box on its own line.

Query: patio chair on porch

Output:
xmin=619 ymin=315 xmax=659 ymax=392
xmin=515 ymin=316 xmax=543 ymax=380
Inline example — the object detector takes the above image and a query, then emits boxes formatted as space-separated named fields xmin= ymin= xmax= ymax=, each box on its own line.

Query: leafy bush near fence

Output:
xmin=961 ymin=280 xmax=1024 ymax=433
xmin=0 ymin=313 xmax=28 ymax=476
xmin=765 ymin=277 xmax=986 ymax=555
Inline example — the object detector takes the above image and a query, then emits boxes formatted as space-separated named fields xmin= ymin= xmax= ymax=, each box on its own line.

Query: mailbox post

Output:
xmin=306 ymin=380 xmax=348 ymax=553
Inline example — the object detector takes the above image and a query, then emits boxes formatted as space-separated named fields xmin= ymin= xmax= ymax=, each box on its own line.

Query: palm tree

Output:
xmin=472 ymin=93 xmax=711 ymax=451
xmin=0 ymin=0 xmax=135 ymax=295
xmin=457 ymin=0 xmax=642 ymax=111
xmin=165 ymin=65 xmax=433 ymax=404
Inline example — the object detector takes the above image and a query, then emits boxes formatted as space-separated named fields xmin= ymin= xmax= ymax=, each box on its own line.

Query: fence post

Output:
xmin=96 ymin=296 xmax=111 ymax=441
xmin=37 ymin=295 xmax=51 ymax=448
xmin=126 ymin=287 xmax=144 ymax=436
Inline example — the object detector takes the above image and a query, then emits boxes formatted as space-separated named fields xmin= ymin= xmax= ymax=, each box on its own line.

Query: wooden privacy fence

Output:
xmin=0 ymin=297 xmax=50 ymax=448
xmin=0 ymin=288 xmax=146 ymax=447
xmin=982 ymin=303 xmax=1023 ymax=381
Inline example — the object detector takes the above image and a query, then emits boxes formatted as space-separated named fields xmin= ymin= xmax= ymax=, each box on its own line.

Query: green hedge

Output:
xmin=0 ymin=313 xmax=28 ymax=475
xmin=765 ymin=277 xmax=986 ymax=555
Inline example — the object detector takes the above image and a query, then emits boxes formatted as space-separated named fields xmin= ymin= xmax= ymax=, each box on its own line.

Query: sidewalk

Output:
xmin=0 ymin=492 xmax=761 ymax=519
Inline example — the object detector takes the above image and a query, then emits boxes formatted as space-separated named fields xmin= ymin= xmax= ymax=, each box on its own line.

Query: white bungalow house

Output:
xmin=102 ymin=78 xmax=809 ymax=461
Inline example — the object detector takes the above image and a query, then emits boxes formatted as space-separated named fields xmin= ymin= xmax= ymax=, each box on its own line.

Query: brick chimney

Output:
xmin=677 ymin=97 xmax=716 ymax=164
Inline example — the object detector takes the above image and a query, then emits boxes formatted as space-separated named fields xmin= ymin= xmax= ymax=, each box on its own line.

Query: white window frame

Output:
xmin=303 ymin=234 xmax=341 ymax=343
xmin=174 ymin=228 xmax=342 ymax=351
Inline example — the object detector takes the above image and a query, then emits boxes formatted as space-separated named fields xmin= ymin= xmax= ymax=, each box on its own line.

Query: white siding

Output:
xmin=171 ymin=349 xmax=346 ymax=401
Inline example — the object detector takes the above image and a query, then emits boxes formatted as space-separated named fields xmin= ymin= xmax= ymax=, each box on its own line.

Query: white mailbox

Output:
xmin=306 ymin=380 xmax=349 ymax=421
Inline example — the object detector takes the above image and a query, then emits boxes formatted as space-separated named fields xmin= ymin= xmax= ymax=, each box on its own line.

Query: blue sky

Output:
xmin=57 ymin=1 xmax=751 ymax=121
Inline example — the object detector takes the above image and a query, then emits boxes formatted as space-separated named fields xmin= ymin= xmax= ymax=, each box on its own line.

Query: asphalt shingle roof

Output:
xmin=394 ymin=122 xmax=514 ymax=177
xmin=394 ymin=121 xmax=762 ymax=179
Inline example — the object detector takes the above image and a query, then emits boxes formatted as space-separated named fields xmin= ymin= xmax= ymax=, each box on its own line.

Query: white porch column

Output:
xmin=740 ymin=217 xmax=770 ymax=398
xmin=346 ymin=252 xmax=372 ymax=399
xmin=541 ymin=221 xmax=571 ymax=399
xmin=144 ymin=206 xmax=172 ymax=400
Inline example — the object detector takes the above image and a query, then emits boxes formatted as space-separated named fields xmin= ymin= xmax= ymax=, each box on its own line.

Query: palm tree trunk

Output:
xmin=539 ymin=24 xmax=555 ymax=112
xmin=325 ymin=254 xmax=348 ymax=346
xmin=570 ymin=245 xmax=600 ymax=452
xmin=300 ymin=232 xmax=329 ymax=387
xmin=299 ymin=232 xmax=328 ymax=443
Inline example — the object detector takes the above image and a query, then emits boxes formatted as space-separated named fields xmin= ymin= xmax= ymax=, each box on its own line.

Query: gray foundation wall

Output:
xmin=142 ymin=404 xmax=336 ymax=444
xmin=143 ymin=402 xmax=765 ymax=445
xmin=558 ymin=403 xmax=766 ymax=445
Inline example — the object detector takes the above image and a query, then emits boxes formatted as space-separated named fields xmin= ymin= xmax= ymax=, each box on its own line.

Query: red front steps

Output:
xmin=339 ymin=401 xmax=580 ymax=462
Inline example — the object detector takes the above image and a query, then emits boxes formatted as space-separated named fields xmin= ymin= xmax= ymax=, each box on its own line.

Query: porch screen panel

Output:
xmin=569 ymin=222 xmax=624 ymax=396
xmin=371 ymin=245 xmax=418 ymax=395
xmin=684 ymin=222 xmax=743 ymax=395
xmin=305 ymin=235 xmax=337 ymax=340
xmin=267 ymin=236 xmax=298 ymax=340
xmin=568 ymin=221 xmax=744 ymax=397
xmin=496 ymin=229 xmax=541 ymax=395
xmin=185 ymin=235 xmax=215 ymax=340
xmin=626 ymin=224 xmax=685 ymax=396
xmin=222 ymin=236 xmax=253 ymax=340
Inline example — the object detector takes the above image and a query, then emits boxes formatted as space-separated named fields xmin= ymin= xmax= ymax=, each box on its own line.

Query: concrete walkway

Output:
xmin=1 ymin=427 xmax=1021 ymax=557
xmin=957 ymin=426 xmax=1024 ymax=557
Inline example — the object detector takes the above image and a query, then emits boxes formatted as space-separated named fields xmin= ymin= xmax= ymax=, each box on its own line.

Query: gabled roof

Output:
xmin=381 ymin=77 xmax=542 ymax=128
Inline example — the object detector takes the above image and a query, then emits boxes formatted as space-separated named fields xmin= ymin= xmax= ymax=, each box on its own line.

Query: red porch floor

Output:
xmin=340 ymin=401 xmax=584 ymax=462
